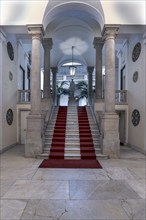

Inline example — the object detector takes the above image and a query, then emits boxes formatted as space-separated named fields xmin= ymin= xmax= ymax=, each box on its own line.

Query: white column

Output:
xmin=51 ymin=67 xmax=58 ymax=105
xmin=103 ymin=26 xmax=119 ymax=112
xmin=27 ymin=25 xmax=44 ymax=114
xmin=43 ymin=38 xmax=52 ymax=99
xmin=87 ymin=66 xmax=94 ymax=105
xmin=25 ymin=25 xmax=44 ymax=157
xmin=101 ymin=25 xmax=120 ymax=158
xmin=93 ymin=37 xmax=103 ymax=100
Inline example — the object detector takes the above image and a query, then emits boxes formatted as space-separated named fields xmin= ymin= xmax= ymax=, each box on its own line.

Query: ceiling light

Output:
xmin=69 ymin=46 xmax=76 ymax=77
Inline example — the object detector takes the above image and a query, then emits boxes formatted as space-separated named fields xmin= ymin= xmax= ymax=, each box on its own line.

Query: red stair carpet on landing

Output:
xmin=39 ymin=106 xmax=102 ymax=169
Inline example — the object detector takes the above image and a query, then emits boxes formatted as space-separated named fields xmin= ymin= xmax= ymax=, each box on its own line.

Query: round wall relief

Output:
xmin=9 ymin=71 xmax=13 ymax=81
xmin=133 ymin=71 xmax=138 ymax=83
xmin=7 ymin=41 xmax=14 ymax=61
xmin=132 ymin=42 xmax=141 ymax=62
xmin=6 ymin=109 xmax=13 ymax=125
xmin=131 ymin=109 xmax=140 ymax=126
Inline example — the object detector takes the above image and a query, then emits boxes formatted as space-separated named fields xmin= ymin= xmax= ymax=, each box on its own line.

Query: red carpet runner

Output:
xmin=49 ymin=106 xmax=67 ymax=159
xmin=78 ymin=106 xmax=96 ymax=160
xmin=39 ymin=106 xmax=102 ymax=169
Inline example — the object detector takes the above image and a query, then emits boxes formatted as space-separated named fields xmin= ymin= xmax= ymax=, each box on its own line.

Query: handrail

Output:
xmin=88 ymin=105 xmax=101 ymax=135
xmin=44 ymin=104 xmax=56 ymax=132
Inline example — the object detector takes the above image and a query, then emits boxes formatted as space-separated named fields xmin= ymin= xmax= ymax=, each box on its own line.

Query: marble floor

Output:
xmin=0 ymin=145 xmax=146 ymax=220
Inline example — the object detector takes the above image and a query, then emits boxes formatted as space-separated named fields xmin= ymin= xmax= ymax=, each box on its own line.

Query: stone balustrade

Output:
xmin=115 ymin=90 xmax=127 ymax=104
xmin=17 ymin=90 xmax=43 ymax=103
xmin=17 ymin=89 xmax=127 ymax=105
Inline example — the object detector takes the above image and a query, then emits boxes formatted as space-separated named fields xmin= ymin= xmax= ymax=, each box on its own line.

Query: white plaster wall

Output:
xmin=143 ymin=35 xmax=146 ymax=153
xmin=1 ymin=34 xmax=18 ymax=151
xmin=17 ymin=42 xmax=29 ymax=90
xmin=127 ymin=35 xmax=145 ymax=152
xmin=101 ymin=1 xmax=145 ymax=25
xmin=0 ymin=33 xmax=3 ymax=151
xmin=1 ymin=1 xmax=145 ymax=26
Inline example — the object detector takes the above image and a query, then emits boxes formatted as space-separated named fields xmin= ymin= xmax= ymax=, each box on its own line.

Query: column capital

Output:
xmin=43 ymin=38 xmax=53 ymax=50
xmin=93 ymin=37 xmax=103 ymax=49
xmin=102 ymin=25 xmax=119 ymax=40
xmin=87 ymin=66 xmax=94 ymax=74
xmin=27 ymin=24 xmax=44 ymax=39
xmin=51 ymin=67 xmax=58 ymax=74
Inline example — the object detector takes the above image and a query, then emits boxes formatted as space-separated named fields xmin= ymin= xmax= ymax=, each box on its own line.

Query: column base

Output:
xmin=94 ymin=99 xmax=105 ymax=112
xmin=102 ymin=112 xmax=120 ymax=158
xmin=25 ymin=114 xmax=44 ymax=158
xmin=41 ymin=98 xmax=52 ymax=112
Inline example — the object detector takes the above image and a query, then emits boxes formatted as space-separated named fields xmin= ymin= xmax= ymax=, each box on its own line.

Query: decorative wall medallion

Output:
xmin=9 ymin=71 xmax=13 ymax=81
xmin=133 ymin=71 xmax=138 ymax=82
xmin=132 ymin=42 xmax=141 ymax=62
xmin=7 ymin=41 xmax=14 ymax=60
xmin=132 ymin=109 xmax=140 ymax=126
xmin=6 ymin=109 xmax=13 ymax=125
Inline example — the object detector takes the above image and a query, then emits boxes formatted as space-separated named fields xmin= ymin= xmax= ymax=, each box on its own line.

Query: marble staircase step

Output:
xmin=64 ymin=153 xmax=81 ymax=160
xmin=42 ymin=106 xmax=106 ymax=160
xmin=65 ymin=147 xmax=80 ymax=154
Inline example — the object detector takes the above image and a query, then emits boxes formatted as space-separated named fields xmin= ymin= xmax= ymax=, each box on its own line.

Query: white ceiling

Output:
xmin=2 ymin=0 xmax=145 ymax=69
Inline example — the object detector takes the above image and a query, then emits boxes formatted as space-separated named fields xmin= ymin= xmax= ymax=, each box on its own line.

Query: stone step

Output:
xmin=37 ymin=152 xmax=107 ymax=160
xmin=96 ymin=154 xmax=109 ymax=159
xmin=45 ymin=138 xmax=80 ymax=143
xmin=42 ymin=106 xmax=106 ymax=159
xmin=65 ymin=147 xmax=80 ymax=154
xmin=44 ymin=143 xmax=101 ymax=148
xmin=64 ymin=153 xmax=81 ymax=160
xmin=45 ymin=131 xmax=100 ymax=136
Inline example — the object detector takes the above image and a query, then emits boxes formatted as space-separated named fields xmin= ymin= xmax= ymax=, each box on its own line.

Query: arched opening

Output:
xmin=41 ymin=1 xmax=105 ymax=107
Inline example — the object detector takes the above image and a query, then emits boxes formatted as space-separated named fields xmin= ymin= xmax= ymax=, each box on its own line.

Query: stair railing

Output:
xmin=44 ymin=104 xmax=56 ymax=132
xmin=88 ymin=105 xmax=101 ymax=135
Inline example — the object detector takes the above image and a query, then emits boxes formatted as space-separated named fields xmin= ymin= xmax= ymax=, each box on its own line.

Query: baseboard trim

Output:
xmin=0 ymin=143 xmax=17 ymax=154
xmin=128 ymin=143 xmax=146 ymax=155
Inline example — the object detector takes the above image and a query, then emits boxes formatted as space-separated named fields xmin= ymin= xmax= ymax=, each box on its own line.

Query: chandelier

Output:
xmin=69 ymin=46 xmax=76 ymax=77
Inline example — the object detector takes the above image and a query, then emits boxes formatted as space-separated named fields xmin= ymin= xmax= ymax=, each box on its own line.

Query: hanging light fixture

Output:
xmin=69 ymin=46 xmax=76 ymax=77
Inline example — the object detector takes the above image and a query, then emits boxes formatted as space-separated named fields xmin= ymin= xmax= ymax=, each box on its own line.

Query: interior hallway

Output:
xmin=0 ymin=145 xmax=145 ymax=220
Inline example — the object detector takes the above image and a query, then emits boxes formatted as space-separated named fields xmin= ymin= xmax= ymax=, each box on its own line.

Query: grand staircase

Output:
xmin=40 ymin=106 xmax=107 ymax=159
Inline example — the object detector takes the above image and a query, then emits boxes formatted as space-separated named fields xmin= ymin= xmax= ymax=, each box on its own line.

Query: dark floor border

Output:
xmin=0 ymin=143 xmax=17 ymax=154
xmin=128 ymin=144 xmax=146 ymax=155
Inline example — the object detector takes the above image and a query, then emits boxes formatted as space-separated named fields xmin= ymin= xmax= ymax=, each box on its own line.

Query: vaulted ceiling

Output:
xmin=1 ymin=0 xmax=145 ymax=69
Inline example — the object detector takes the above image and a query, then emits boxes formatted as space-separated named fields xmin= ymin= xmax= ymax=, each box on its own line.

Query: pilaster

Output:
xmin=51 ymin=67 xmax=58 ymax=106
xmin=93 ymin=37 xmax=103 ymax=100
xmin=43 ymin=38 xmax=53 ymax=99
xmin=87 ymin=66 xmax=94 ymax=106
xmin=41 ymin=38 xmax=53 ymax=112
